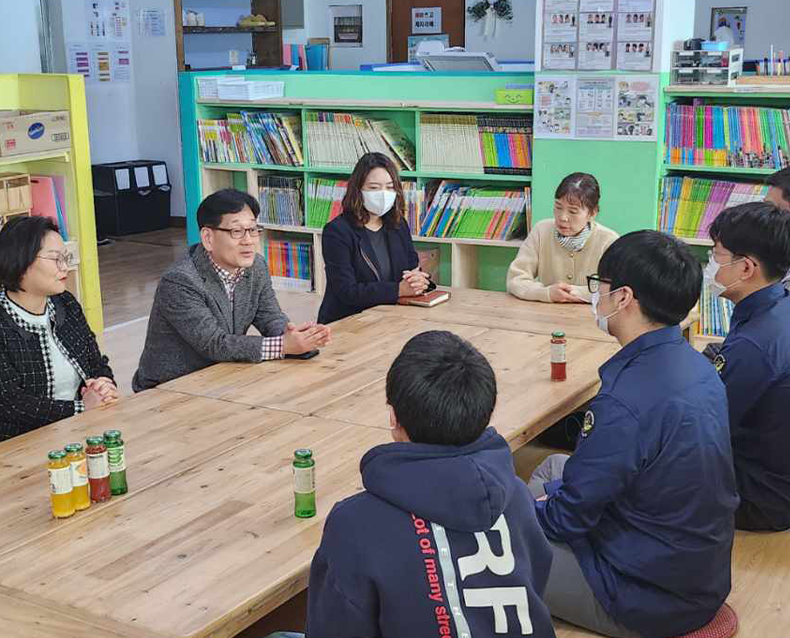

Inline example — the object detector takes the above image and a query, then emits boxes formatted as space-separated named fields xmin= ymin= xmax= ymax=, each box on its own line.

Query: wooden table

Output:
xmin=372 ymin=287 xmax=699 ymax=343
xmin=0 ymin=296 xmax=620 ymax=638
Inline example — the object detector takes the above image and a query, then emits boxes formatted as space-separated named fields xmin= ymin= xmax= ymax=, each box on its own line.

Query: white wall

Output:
xmin=51 ymin=0 xmax=185 ymax=217
xmin=285 ymin=0 xmax=385 ymax=69
xmin=694 ymin=1 xmax=790 ymax=60
xmin=464 ymin=0 xmax=535 ymax=61
xmin=0 ymin=0 xmax=42 ymax=73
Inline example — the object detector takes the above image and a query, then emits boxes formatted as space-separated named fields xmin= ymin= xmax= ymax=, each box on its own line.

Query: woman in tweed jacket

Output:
xmin=0 ymin=217 xmax=117 ymax=440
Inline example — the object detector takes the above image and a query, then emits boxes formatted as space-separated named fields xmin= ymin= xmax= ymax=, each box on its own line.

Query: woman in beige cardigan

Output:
xmin=507 ymin=172 xmax=619 ymax=303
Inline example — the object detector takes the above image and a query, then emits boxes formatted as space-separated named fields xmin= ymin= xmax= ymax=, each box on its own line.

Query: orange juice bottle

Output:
xmin=47 ymin=450 xmax=75 ymax=518
xmin=64 ymin=443 xmax=91 ymax=511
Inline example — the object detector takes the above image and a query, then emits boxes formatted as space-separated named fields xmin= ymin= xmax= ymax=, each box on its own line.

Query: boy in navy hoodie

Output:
xmin=306 ymin=330 xmax=557 ymax=638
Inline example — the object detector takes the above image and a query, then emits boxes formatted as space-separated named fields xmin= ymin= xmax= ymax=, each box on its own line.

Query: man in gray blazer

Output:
xmin=132 ymin=189 xmax=330 ymax=392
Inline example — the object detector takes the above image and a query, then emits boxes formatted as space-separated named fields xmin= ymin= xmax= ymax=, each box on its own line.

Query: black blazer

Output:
xmin=0 ymin=290 xmax=114 ymax=440
xmin=318 ymin=213 xmax=433 ymax=324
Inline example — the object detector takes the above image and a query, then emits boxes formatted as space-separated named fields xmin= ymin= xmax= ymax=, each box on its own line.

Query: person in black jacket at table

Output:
xmin=317 ymin=152 xmax=435 ymax=324
xmin=0 ymin=216 xmax=117 ymax=440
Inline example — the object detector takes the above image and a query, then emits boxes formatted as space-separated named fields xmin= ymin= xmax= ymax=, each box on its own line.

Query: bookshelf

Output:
xmin=659 ymin=86 xmax=790 ymax=247
xmin=180 ymin=70 xmax=535 ymax=293
xmin=0 ymin=74 xmax=102 ymax=332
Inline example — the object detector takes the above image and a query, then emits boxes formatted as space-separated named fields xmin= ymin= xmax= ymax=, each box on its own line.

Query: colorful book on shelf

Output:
xmin=665 ymin=102 xmax=790 ymax=170
xmin=304 ymin=112 xmax=416 ymax=171
xmin=258 ymin=175 xmax=304 ymax=227
xmin=420 ymin=113 xmax=533 ymax=175
xmin=419 ymin=182 xmax=530 ymax=241
xmin=659 ymin=176 xmax=768 ymax=239
xmin=698 ymin=283 xmax=734 ymax=338
xmin=266 ymin=239 xmax=313 ymax=292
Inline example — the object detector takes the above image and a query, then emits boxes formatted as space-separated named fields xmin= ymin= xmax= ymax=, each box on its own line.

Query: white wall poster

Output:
xmin=576 ymin=77 xmax=615 ymax=138
xmin=615 ymin=76 xmax=658 ymax=141
xmin=535 ymin=76 xmax=578 ymax=139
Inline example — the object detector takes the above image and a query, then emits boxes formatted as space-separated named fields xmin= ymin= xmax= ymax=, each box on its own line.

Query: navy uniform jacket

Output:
xmin=718 ymin=283 xmax=790 ymax=531
xmin=318 ymin=212 xmax=433 ymax=324
xmin=306 ymin=428 xmax=557 ymax=638
xmin=535 ymin=327 xmax=739 ymax=638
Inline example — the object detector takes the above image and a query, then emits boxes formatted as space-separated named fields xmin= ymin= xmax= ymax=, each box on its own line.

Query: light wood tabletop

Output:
xmin=0 ymin=296 xmax=623 ymax=638
xmin=371 ymin=288 xmax=699 ymax=342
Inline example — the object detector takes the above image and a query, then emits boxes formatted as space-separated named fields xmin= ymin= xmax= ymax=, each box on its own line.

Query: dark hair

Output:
xmin=766 ymin=167 xmax=790 ymax=207
xmin=386 ymin=331 xmax=497 ymax=446
xmin=555 ymin=172 xmax=601 ymax=212
xmin=598 ymin=230 xmax=701 ymax=325
xmin=342 ymin=152 xmax=405 ymax=229
xmin=197 ymin=189 xmax=260 ymax=229
xmin=709 ymin=202 xmax=790 ymax=281
xmin=0 ymin=216 xmax=61 ymax=292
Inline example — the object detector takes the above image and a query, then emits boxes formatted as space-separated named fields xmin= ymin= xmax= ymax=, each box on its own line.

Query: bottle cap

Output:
xmin=64 ymin=443 xmax=84 ymax=453
xmin=294 ymin=448 xmax=313 ymax=460
xmin=48 ymin=450 xmax=67 ymax=460
xmin=86 ymin=436 xmax=104 ymax=447
xmin=552 ymin=330 xmax=566 ymax=338
xmin=103 ymin=430 xmax=122 ymax=441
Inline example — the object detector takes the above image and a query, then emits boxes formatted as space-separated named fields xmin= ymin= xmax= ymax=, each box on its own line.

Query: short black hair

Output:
xmin=766 ymin=167 xmax=790 ymax=206
xmin=709 ymin=202 xmax=790 ymax=281
xmin=386 ymin=331 xmax=497 ymax=447
xmin=197 ymin=189 xmax=260 ymax=229
xmin=598 ymin=230 xmax=701 ymax=325
xmin=0 ymin=216 xmax=61 ymax=292
xmin=555 ymin=172 xmax=601 ymax=211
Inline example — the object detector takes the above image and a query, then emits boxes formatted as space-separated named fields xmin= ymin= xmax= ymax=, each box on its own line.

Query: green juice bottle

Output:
xmin=103 ymin=430 xmax=128 ymax=495
xmin=293 ymin=449 xmax=316 ymax=518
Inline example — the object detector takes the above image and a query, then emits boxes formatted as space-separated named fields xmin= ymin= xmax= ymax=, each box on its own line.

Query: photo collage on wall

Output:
xmin=542 ymin=0 xmax=655 ymax=72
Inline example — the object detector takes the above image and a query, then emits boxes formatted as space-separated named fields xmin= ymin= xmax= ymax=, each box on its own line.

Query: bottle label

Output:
xmin=48 ymin=466 xmax=72 ymax=495
xmin=70 ymin=459 xmax=88 ymax=487
xmin=551 ymin=342 xmax=566 ymax=363
xmin=86 ymin=451 xmax=110 ymax=479
xmin=108 ymin=445 xmax=126 ymax=473
xmin=293 ymin=466 xmax=315 ymax=494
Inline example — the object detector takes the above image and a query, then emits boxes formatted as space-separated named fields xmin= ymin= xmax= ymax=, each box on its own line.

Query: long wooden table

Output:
xmin=0 ymin=294 xmax=620 ymax=638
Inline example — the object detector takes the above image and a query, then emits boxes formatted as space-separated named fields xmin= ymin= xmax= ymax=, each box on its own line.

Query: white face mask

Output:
xmin=704 ymin=257 xmax=744 ymax=298
xmin=362 ymin=190 xmax=396 ymax=217
xmin=591 ymin=287 xmax=623 ymax=335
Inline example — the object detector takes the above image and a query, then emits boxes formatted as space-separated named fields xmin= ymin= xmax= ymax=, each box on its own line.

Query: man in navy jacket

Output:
xmin=306 ymin=330 xmax=557 ymax=638
xmin=528 ymin=231 xmax=739 ymax=638
xmin=707 ymin=203 xmax=790 ymax=531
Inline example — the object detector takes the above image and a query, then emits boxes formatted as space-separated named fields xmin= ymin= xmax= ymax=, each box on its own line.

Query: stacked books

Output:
xmin=659 ymin=176 xmax=769 ymax=239
xmin=419 ymin=182 xmax=531 ymax=241
xmin=420 ymin=114 xmax=533 ymax=175
xmin=266 ymin=239 xmax=313 ymax=293
xmin=304 ymin=112 xmax=416 ymax=170
xmin=699 ymin=282 xmax=734 ymax=338
xmin=664 ymin=103 xmax=790 ymax=169
xmin=305 ymin=178 xmax=423 ymax=231
xmin=197 ymin=112 xmax=303 ymax=166
xmin=258 ymin=175 xmax=303 ymax=226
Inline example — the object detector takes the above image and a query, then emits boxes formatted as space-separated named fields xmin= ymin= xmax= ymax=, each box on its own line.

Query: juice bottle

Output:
xmin=64 ymin=443 xmax=91 ymax=511
xmin=86 ymin=436 xmax=112 ymax=503
xmin=47 ymin=450 xmax=75 ymax=518
xmin=293 ymin=449 xmax=316 ymax=518
xmin=104 ymin=430 xmax=128 ymax=495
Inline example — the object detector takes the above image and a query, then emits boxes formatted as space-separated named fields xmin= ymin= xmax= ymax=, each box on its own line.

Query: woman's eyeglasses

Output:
xmin=38 ymin=253 xmax=75 ymax=271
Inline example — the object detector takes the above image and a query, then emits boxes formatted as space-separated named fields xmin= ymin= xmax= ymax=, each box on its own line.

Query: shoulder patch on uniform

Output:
xmin=581 ymin=410 xmax=595 ymax=438
xmin=714 ymin=353 xmax=726 ymax=374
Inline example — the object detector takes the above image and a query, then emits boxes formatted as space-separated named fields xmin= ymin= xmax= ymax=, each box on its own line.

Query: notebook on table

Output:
xmin=397 ymin=290 xmax=451 ymax=307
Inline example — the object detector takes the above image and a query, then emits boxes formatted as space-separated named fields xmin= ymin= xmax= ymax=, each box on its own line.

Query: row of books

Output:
xmin=659 ymin=176 xmax=769 ymax=239
xmin=304 ymin=112 xmax=416 ymax=171
xmin=419 ymin=182 xmax=531 ymax=241
xmin=304 ymin=178 xmax=423 ymax=230
xmin=258 ymin=175 xmax=303 ymax=227
xmin=420 ymin=114 xmax=533 ymax=175
xmin=197 ymin=112 xmax=303 ymax=166
xmin=266 ymin=239 xmax=314 ymax=293
xmin=664 ymin=103 xmax=790 ymax=169
xmin=699 ymin=281 xmax=734 ymax=338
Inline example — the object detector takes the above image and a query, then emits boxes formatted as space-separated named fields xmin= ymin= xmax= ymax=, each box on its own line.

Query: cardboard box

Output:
xmin=0 ymin=111 xmax=71 ymax=157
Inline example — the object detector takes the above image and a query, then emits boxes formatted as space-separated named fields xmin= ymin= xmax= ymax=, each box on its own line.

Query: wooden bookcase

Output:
xmin=174 ymin=0 xmax=283 ymax=72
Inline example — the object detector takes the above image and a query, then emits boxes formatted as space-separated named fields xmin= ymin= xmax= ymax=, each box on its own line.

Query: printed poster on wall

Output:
xmin=615 ymin=75 xmax=658 ymax=141
xmin=90 ymin=44 xmax=113 ymax=82
xmin=112 ymin=43 xmax=132 ymax=81
xmin=67 ymin=42 xmax=93 ymax=81
xmin=617 ymin=40 xmax=653 ymax=71
xmin=412 ymin=7 xmax=442 ymax=35
xmin=579 ymin=0 xmax=614 ymax=10
xmin=86 ymin=0 xmax=130 ymax=40
xmin=534 ymin=75 xmax=578 ymax=139
xmin=578 ymin=11 xmax=614 ymax=70
xmin=576 ymin=77 xmax=615 ymax=138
